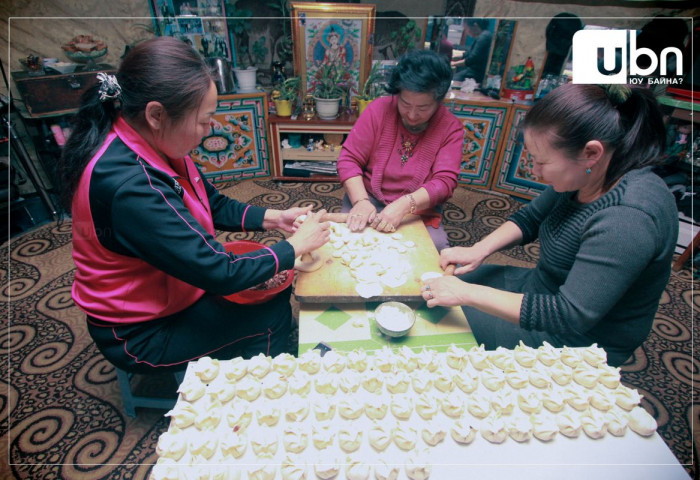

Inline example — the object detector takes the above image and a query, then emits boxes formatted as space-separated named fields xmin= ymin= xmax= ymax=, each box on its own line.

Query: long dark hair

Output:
xmin=521 ymin=83 xmax=666 ymax=191
xmin=385 ymin=49 xmax=453 ymax=101
xmin=58 ymin=36 xmax=213 ymax=209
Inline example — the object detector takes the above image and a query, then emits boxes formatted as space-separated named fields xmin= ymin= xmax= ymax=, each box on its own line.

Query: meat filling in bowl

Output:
xmin=249 ymin=270 xmax=291 ymax=291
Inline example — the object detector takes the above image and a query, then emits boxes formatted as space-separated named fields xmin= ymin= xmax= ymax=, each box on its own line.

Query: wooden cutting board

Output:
xmin=294 ymin=215 xmax=443 ymax=303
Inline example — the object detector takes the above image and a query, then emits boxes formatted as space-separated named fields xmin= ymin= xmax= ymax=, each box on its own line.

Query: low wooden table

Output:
xmin=295 ymin=215 xmax=476 ymax=354
xmin=294 ymin=215 xmax=445 ymax=303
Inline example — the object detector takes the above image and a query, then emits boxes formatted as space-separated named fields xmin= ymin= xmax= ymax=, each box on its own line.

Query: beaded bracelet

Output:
xmin=352 ymin=197 xmax=370 ymax=206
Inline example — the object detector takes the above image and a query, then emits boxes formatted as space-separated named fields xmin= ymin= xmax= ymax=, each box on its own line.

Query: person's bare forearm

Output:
xmin=473 ymin=220 xmax=524 ymax=257
xmin=344 ymin=176 xmax=370 ymax=206
xmin=464 ymin=283 xmax=523 ymax=324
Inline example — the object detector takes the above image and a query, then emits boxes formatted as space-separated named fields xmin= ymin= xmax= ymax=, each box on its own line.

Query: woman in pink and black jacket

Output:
xmin=59 ymin=37 xmax=330 ymax=374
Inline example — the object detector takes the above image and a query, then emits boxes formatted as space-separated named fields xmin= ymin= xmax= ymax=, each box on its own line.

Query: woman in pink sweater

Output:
xmin=336 ymin=50 xmax=463 ymax=252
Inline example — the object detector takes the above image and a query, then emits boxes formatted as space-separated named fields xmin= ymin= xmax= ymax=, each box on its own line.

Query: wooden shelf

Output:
xmin=269 ymin=109 xmax=357 ymax=180
xmin=280 ymin=148 xmax=342 ymax=161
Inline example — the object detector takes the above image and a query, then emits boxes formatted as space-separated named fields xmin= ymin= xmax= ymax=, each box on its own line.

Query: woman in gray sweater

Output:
xmin=421 ymin=83 xmax=678 ymax=366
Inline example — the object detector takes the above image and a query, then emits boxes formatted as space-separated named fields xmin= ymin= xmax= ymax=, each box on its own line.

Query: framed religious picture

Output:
xmin=290 ymin=2 xmax=376 ymax=97
xmin=149 ymin=0 xmax=233 ymax=61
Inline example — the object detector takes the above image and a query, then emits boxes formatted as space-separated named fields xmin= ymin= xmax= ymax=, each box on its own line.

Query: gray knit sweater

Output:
xmin=508 ymin=167 xmax=678 ymax=364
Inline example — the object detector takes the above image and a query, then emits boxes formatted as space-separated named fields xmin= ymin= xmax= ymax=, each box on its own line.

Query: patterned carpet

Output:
xmin=1 ymin=180 xmax=696 ymax=479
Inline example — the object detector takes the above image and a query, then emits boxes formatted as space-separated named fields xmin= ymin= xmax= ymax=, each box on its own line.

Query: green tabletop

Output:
xmin=298 ymin=301 xmax=476 ymax=355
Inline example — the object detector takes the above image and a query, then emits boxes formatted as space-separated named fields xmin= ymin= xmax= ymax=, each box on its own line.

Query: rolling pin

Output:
xmin=444 ymin=264 xmax=456 ymax=275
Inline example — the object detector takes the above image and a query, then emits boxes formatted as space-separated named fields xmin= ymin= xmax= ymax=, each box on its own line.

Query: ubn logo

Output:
xmin=572 ymin=29 xmax=683 ymax=84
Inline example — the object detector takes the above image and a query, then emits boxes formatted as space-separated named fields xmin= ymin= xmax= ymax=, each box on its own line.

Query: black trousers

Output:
xmin=87 ymin=287 xmax=293 ymax=374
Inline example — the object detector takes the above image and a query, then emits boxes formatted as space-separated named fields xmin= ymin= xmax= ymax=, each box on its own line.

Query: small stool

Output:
xmin=115 ymin=368 xmax=186 ymax=417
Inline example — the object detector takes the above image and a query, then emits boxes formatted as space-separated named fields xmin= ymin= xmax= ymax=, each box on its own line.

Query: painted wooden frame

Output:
xmin=149 ymin=0 xmax=233 ymax=61
xmin=491 ymin=106 xmax=548 ymax=199
xmin=448 ymin=99 xmax=510 ymax=189
xmin=189 ymin=93 xmax=271 ymax=182
xmin=290 ymin=2 xmax=376 ymax=97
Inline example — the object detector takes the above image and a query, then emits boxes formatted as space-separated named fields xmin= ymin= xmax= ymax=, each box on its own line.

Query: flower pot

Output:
xmin=233 ymin=67 xmax=258 ymax=93
xmin=313 ymin=96 xmax=341 ymax=120
xmin=274 ymin=99 xmax=293 ymax=117
xmin=358 ymin=98 xmax=373 ymax=115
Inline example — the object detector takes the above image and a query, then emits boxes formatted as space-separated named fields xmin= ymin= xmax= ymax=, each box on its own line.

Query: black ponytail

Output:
xmin=606 ymin=88 xmax=666 ymax=189
xmin=56 ymin=36 xmax=213 ymax=210
xmin=522 ymin=83 xmax=667 ymax=191
xmin=58 ymin=83 xmax=118 ymax=209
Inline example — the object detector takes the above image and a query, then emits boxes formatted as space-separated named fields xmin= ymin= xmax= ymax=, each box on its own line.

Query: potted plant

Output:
xmin=225 ymin=0 xmax=258 ymax=93
xmin=311 ymin=64 xmax=349 ymax=120
xmin=356 ymin=61 xmax=384 ymax=115
xmin=272 ymin=76 xmax=301 ymax=117
xmin=233 ymin=62 xmax=258 ymax=93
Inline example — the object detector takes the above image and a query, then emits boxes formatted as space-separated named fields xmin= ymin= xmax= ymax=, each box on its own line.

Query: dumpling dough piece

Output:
xmin=314 ymin=454 xmax=342 ymax=480
xmin=338 ymin=426 xmax=363 ymax=453
xmin=420 ymin=271 xmax=442 ymax=282
xmin=628 ymin=406 xmax=658 ymax=436
xmin=295 ymin=251 xmax=323 ymax=272
xmin=345 ymin=460 xmax=371 ymax=480
xmin=248 ymin=464 xmax=277 ymax=480
xmin=450 ymin=419 xmax=478 ymax=444
xmin=192 ymin=356 xmax=220 ymax=382
xmin=374 ymin=461 xmax=400 ymax=480
xmin=356 ymin=282 xmax=383 ymax=298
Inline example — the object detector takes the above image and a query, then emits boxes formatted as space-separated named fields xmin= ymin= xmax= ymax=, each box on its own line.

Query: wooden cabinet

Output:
xmin=13 ymin=66 xmax=116 ymax=118
xmin=268 ymin=111 xmax=357 ymax=181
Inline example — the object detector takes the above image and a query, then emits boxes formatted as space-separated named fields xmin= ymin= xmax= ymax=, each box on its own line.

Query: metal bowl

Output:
xmin=375 ymin=301 xmax=416 ymax=338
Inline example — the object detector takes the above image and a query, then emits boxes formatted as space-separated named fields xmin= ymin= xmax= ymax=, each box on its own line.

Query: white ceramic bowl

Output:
xmin=47 ymin=62 xmax=79 ymax=74
xmin=375 ymin=301 xmax=416 ymax=337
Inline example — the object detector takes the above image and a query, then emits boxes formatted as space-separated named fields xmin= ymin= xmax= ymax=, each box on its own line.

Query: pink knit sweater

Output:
xmin=337 ymin=95 xmax=463 ymax=207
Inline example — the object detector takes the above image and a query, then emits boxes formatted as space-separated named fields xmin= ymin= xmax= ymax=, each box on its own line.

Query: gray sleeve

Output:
xmin=508 ymin=187 xmax=559 ymax=244
xmin=520 ymin=205 xmax=659 ymax=336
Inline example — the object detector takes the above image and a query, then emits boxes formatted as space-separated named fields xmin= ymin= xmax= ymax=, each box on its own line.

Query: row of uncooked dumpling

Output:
xmin=168 ymin=378 xmax=646 ymax=436
xmin=151 ymin=454 xmax=429 ymax=480
xmin=155 ymin=402 xmax=656 ymax=479
xmin=178 ymin=358 xmax=625 ymax=415
xmin=185 ymin=343 xmax=615 ymax=393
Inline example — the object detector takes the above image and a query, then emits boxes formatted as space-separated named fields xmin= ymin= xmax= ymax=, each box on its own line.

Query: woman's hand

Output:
xmin=347 ymin=200 xmax=376 ymax=232
xmin=439 ymin=245 xmax=489 ymax=275
xmin=370 ymin=198 xmax=407 ymax=233
xmin=287 ymin=209 xmax=331 ymax=256
xmin=421 ymin=275 xmax=469 ymax=308
xmin=276 ymin=205 xmax=314 ymax=233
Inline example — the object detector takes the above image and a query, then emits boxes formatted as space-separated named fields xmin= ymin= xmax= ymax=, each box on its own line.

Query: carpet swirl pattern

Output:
xmin=1 ymin=180 xmax=696 ymax=479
